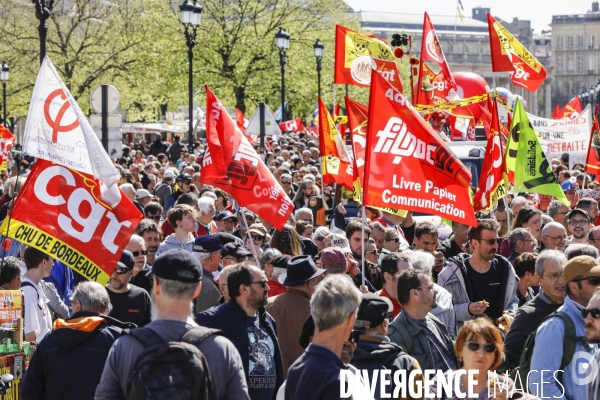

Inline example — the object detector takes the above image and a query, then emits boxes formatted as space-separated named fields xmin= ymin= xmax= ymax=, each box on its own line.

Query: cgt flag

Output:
xmin=235 ymin=108 xmax=249 ymax=132
xmin=507 ymin=98 xmax=569 ymax=206
xmin=279 ymin=118 xmax=305 ymax=133
xmin=363 ymin=70 xmax=477 ymax=227
xmin=473 ymin=101 xmax=508 ymax=211
xmin=318 ymin=97 xmax=355 ymax=190
xmin=585 ymin=105 xmax=600 ymax=175
xmin=488 ymin=14 xmax=547 ymax=92
xmin=0 ymin=160 xmax=142 ymax=284
xmin=0 ymin=125 xmax=15 ymax=171
xmin=201 ymin=86 xmax=293 ymax=230
xmin=554 ymin=97 xmax=583 ymax=120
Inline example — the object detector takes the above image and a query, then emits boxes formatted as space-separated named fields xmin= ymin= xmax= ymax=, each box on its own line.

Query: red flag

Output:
xmin=345 ymin=97 xmax=369 ymax=188
xmin=416 ymin=13 xmax=460 ymax=106
xmin=585 ymin=105 xmax=600 ymax=175
xmin=473 ymin=101 xmax=508 ymax=211
xmin=552 ymin=104 xmax=560 ymax=119
xmin=488 ymin=14 xmax=547 ymax=92
xmin=363 ymin=70 xmax=476 ymax=227
xmin=278 ymin=118 xmax=305 ymax=133
xmin=0 ymin=159 xmax=143 ymax=284
xmin=201 ymin=85 xmax=293 ymax=230
xmin=235 ymin=108 xmax=249 ymax=133
xmin=0 ymin=125 xmax=15 ymax=171
xmin=318 ymin=97 xmax=355 ymax=190
xmin=554 ymin=97 xmax=583 ymax=120
xmin=479 ymin=105 xmax=492 ymax=140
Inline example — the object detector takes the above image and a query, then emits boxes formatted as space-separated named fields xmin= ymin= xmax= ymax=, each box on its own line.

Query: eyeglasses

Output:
xmin=251 ymin=234 xmax=265 ymax=241
xmin=386 ymin=237 xmax=400 ymax=243
xmin=131 ymin=250 xmax=148 ymax=257
xmin=477 ymin=238 xmax=503 ymax=246
xmin=249 ymin=279 xmax=269 ymax=288
xmin=572 ymin=276 xmax=600 ymax=286
xmin=543 ymin=272 xmax=563 ymax=282
xmin=114 ymin=267 xmax=130 ymax=275
xmin=301 ymin=220 xmax=313 ymax=225
xmin=582 ymin=308 xmax=600 ymax=319
xmin=281 ymin=181 xmax=292 ymax=185
xmin=464 ymin=341 xmax=496 ymax=353
xmin=545 ymin=235 xmax=567 ymax=241
xmin=569 ymin=219 xmax=589 ymax=226
xmin=316 ymin=236 xmax=325 ymax=241
xmin=147 ymin=214 xmax=161 ymax=221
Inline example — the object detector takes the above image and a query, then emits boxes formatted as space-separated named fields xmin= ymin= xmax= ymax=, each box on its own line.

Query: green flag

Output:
xmin=510 ymin=99 xmax=569 ymax=206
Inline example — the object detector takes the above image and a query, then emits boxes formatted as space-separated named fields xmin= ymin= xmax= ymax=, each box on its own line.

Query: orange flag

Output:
xmin=585 ymin=105 xmax=600 ymax=175
xmin=318 ymin=97 xmax=355 ymax=190
xmin=488 ymin=14 xmax=547 ymax=92
xmin=552 ymin=104 xmax=560 ymax=119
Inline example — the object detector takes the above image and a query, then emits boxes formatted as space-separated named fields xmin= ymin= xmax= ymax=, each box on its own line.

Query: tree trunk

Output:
xmin=234 ymin=85 xmax=246 ymax=113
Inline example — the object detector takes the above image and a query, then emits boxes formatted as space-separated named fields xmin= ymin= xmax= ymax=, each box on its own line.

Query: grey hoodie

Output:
xmin=430 ymin=283 xmax=456 ymax=337
xmin=156 ymin=234 xmax=194 ymax=256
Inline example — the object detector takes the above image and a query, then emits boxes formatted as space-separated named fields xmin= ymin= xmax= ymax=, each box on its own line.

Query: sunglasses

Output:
xmin=251 ymin=234 xmax=265 ymax=241
xmin=114 ymin=267 xmax=130 ymax=275
xmin=316 ymin=236 xmax=325 ymax=241
xmin=250 ymin=279 xmax=269 ymax=288
xmin=386 ymin=238 xmax=400 ymax=243
xmin=348 ymin=330 xmax=360 ymax=345
xmin=478 ymin=238 xmax=503 ymax=246
xmin=572 ymin=276 xmax=600 ymax=286
xmin=131 ymin=250 xmax=148 ymax=257
xmin=464 ymin=341 xmax=496 ymax=353
xmin=583 ymin=308 xmax=600 ymax=319
xmin=301 ymin=220 xmax=313 ymax=225
xmin=281 ymin=181 xmax=292 ymax=185
xmin=147 ymin=215 xmax=161 ymax=221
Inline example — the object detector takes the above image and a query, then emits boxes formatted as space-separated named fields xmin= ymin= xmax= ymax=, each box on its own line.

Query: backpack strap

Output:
xmin=553 ymin=311 xmax=591 ymax=370
xmin=126 ymin=327 xmax=165 ymax=349
xmin=390 ymin=319 xmax=414 ymax=355
xmin=180 ymin=326 xmax=221 ymax=346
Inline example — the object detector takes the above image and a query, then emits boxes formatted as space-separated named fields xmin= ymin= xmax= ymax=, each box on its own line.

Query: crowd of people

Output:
xmin=2 ymin=129 xmax=600 ymax=399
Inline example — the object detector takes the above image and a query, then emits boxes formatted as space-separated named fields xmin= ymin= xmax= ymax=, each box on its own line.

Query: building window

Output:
xmin=589 ymin=55 xmax=595 ymax=72
xmin=568 ymin=56 xmax=574 ymax=70
xmin=590 ymin=35 xmax=595 ymax=49
xmin=557 ymin=37 xmax=563 ymax=48
xmin=578 ymin=36 xmax=584 ymax=47
xmin=567 ymin=81 xmax=572 ymax=95
xmin=558 ymin=57 xmax=563 ymax=71
xmin=578 ymin=56 xmax=584 ymax=70
xmin=568 ymin=36 xmax=574 ymax=47
xmin=464 ymin=44 xmax=469 ymax=54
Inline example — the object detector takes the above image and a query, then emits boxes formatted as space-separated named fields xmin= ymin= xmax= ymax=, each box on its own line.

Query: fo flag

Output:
xmin=0 ymin=160 xmax=142 ymax=284
xmin=585 ymin=105 xmax=600 ymax=175
xmin=473 ymin=101 xmax=508 ymax=211
xmin=334 ymin=25 xmax=396 ymax=87
xmin=201 ymin=86 xmax=293 ymax=230
xmin=506 ymin=99 xmax=569 ymax=206
xmin=22 ymin=57 xmax=121 ymax=205
xmin=279 ymin=118 xmax=305 ymax=133
xmin=416 ymin=13 xmax=460 ymax=106
xmin=318 ymin=97 xmax=355 ymax=190
xmin=363 ymin=71 xmax=477 ymax=227
xmin=554 ymin=97 xmax=583 ymax=120
xmin=0 ymin=125 xmax=15 ymax=171
xmin=488 ymin=14 xmax=546 ymax=92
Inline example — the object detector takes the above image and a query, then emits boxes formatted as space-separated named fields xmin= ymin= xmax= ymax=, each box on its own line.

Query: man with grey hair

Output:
xmin=197 ymin=196 xmax=217 ymax=236
xmin=564 ymin=243 xmax=599 ymax=260
xmin=96 ymin=250 xmax=249 ymax=400
xmin=511 ymin=196 xmax=533 ymax=221
xmin=285 ymin=275 xmax=362 ymax=399
xmin=126 ymin=234 xmax=152 ymax=295
xmin=541 ymin=221 xmax=568 ymax=252
xmin=294 ymin=207 xmax=314 ymax=225
xmin=497 ymin=250 xmax=567 ymax=372
xmin=547 ymin=199 xmax=570 ymax=225
xmin=22 ymin=282 xmax=135 ymax=400
xmin=508 ymin=227 xmax=537 ymax=263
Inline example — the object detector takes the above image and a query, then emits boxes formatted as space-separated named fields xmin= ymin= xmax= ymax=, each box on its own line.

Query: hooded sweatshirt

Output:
xmin=21 ymin=311 xmax=134 ymax=400
xmin=430 ymin=283 xmax=457 ymax=337
xmin=156 ymin=234 xmax=195 ymax=256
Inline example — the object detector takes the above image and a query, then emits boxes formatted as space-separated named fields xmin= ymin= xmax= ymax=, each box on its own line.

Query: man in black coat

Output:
xmin=149 ymin=133 xmax=168 ymax=156
xmin=21 ymin=282 xmax=135 ymax=400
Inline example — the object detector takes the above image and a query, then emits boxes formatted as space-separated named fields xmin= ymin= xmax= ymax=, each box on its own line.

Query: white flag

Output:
xmin=22 ymin=57 xmax=121 ymax=205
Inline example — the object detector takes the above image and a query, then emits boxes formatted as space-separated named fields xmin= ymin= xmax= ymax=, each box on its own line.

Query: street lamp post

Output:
xmin=32 ymin=0 xmax=55 ymax=65
xmin=275 ymin=28 xmax=290 ymax=122
xmin=180 ymin=0 xmax=202 ymax=148
xmin=313 ymin=39 xmax=324 ymax=99
xmin=591 ymin=86 xmax=596 ymax=110
xmin=0 ymin=62 xmax=8 ymax=127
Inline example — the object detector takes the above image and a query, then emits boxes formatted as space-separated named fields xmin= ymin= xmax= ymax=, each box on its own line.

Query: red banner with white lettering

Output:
xmin=345 ymin=97 xmax=368 ymax=188
xmin=585 ymin=105 xmax=600 ymax=175
xmin=278 ymin=118 xmax=305 ymax=133
xmin=235 ymin=108 xmax=249 ymax=132
xmin=201 ymin=86 xmax=293 ymax=230
xmin=363 ymin=71 xmax=477 ymax=227
xmin=0 ymin=160 xmax=143 ymax=284
xmin=0 ymin=125 xmax=15 ymax=171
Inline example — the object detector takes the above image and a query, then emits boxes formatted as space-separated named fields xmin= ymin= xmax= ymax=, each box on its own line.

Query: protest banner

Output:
xmin=278 ymin=118 xmax=305 ymax=133
xmin=0 ymin=160 xmax=143 ymax=284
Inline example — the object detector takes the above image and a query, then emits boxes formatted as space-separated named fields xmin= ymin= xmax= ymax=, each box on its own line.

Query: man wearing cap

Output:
xmin=429 ymin=112 xmax=450 ymax=141
xmin=266 ymin=255 xmax=326 ymax=377
xmin=320 ymin=247 xmax=348 ymax=275
xmin=566 ymin=208 xmax=592 ymax=245
xmin=351 ymin=294 xmax=421 ymax=400
xmin=528 ymin=255 xmax=599 ymax=399
xmin=215 ymin=211 xmax=238 ymax=234
xmin=193 ymin=235 xmax=226 ymax=313
xmin=96 ymin=250 xmax=250 ymax=400
xmin=377 ymin=253 xmax=412 ymax=318
xmin=222 ymin=243 xmax=252 ymax=267
xmin=196 ymin=263 xmax=284 ymax=400
xmin=562 ymin=180 xmax=579 ymax=208
xmin=136 ymin=189 xmax=153 ymax=208
xmin=105 ymin=250 xmax=152 ymax=328
xmin=248 ymin=223 xmax=268 ymax=250
xmin=166 ymin=172 xmax=192 ymax=212
xmin=154 ymin=169 xmax=174 ymax=210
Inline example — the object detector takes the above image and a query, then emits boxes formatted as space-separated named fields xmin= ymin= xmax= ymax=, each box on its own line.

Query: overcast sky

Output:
xmin=344 ymin=0 xmax=597 ymax=33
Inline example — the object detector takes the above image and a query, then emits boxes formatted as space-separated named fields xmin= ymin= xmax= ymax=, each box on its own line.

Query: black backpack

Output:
xmin=125 ymin=326 xmax=218 ymax=400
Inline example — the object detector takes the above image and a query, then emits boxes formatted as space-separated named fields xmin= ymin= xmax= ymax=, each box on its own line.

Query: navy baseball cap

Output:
xmin=193 ymin=235 xmax=227 ymax=253
xmin=118 ymin=250 xmax=136 ymax=270
xmin=152 ymin=249 xmax=202 ymax=283
xmin=215 ymin=211 xmax=238 ymax=222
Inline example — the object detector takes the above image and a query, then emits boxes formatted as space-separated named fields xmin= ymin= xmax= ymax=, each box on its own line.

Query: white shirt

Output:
xmin=22 ymin=278 xmax=53 ymax=343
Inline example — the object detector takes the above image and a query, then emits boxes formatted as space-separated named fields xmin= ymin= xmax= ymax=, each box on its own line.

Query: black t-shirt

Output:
xmin=246 ymin=315 xmax=277 ymax=400
xmin=107 ymin=284 xmax=152 ymax=328
xmin=130 ymin=265 xmax=153 ymax=296
xmin=465 ymin=258 xmax=504 ymax=320
xmin=401 ymin=222 xmax=416 ymax=246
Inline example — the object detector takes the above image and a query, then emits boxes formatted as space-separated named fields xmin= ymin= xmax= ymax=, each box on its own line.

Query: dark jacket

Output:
xmin=351 ymin=335 xmax=421 ymax=400
xmin=195 ymin=299 xmax=284 ymax=400
xmin=149 ymin=139 xmax=168 ymax=156
xmin=21 ymin=311 xmax=134 ymax=400
xmin=167 ymin=140 xmax=185 ymax=161
xmin=436 ymin=237 xmax=464 ymax=260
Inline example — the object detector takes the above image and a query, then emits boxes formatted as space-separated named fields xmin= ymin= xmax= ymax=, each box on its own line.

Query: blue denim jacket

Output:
xmin=529 ymin=295 xmax=597 ymax=400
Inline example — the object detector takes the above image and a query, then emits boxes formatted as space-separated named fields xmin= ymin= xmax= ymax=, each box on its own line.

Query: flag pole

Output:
xmin=361 ymin=205 xmax=366 ymax=288
xmin=240 ymin=206 xmax=260 ymax=267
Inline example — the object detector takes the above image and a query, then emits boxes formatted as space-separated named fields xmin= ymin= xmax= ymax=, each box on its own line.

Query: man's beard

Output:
xmin=248 ymin=287 xmax=268 ymax=309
